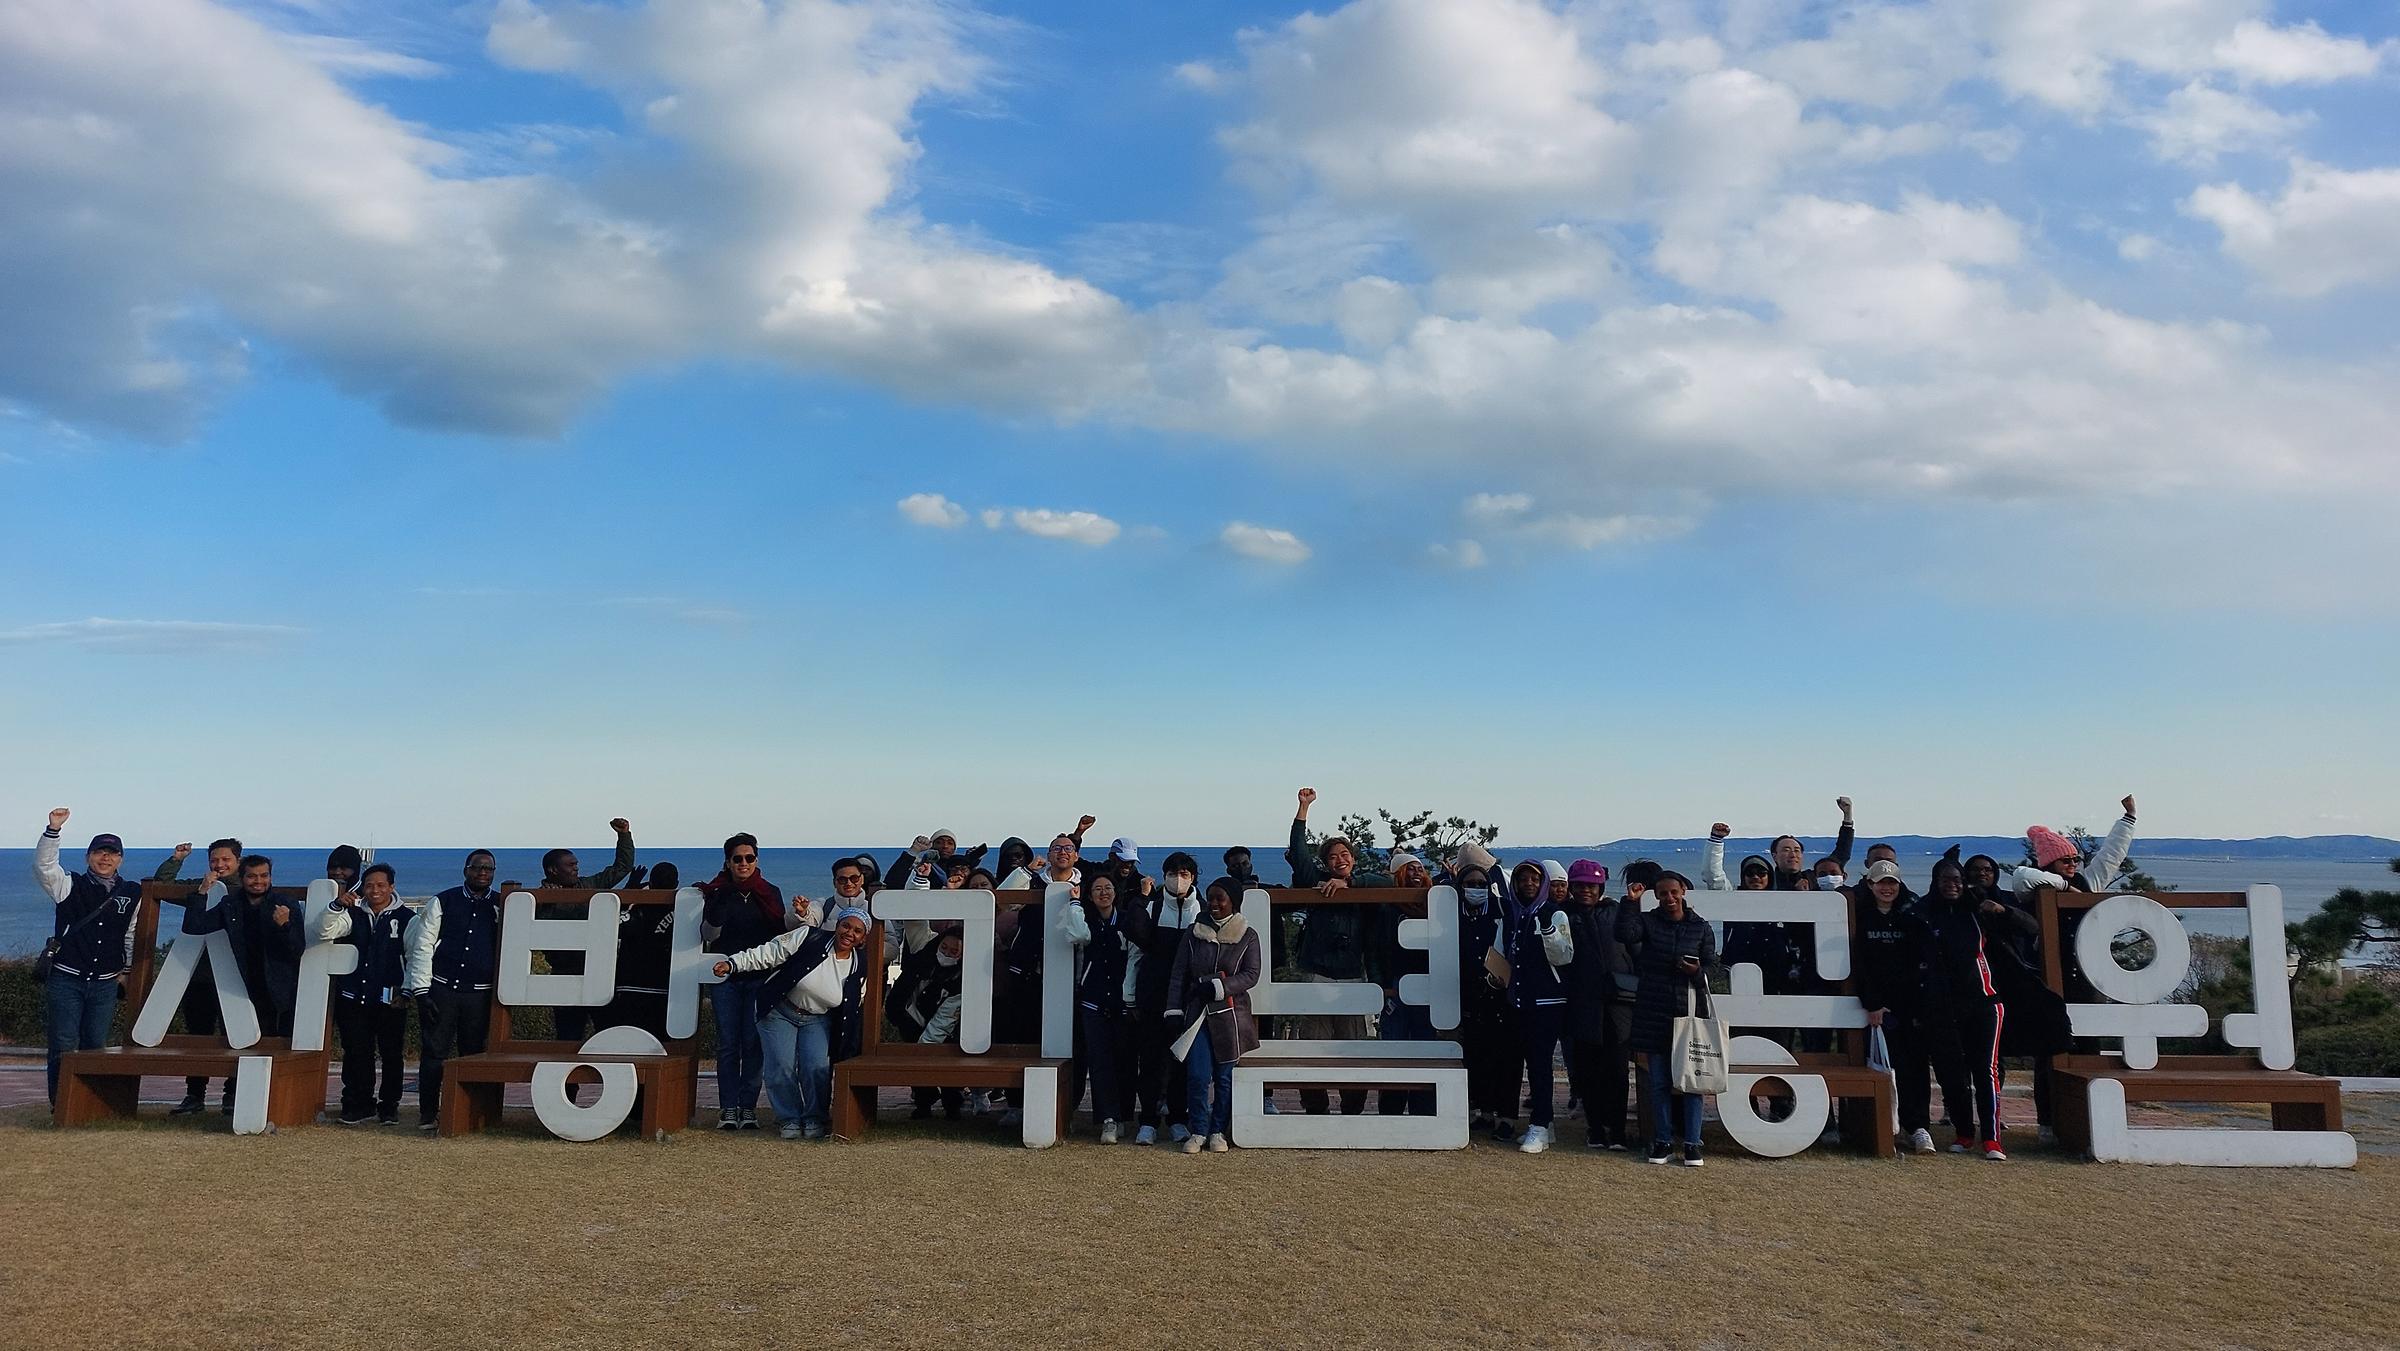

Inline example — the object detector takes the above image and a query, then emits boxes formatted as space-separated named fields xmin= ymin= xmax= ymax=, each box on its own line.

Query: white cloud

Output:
xmin=2133 ymin=82 xmax=2308 ymax=166
xmin=1172 ymin=59 xmax=1225 ymax=92
xmin=2118 ymin=232 xmax=2160 ymax=262
xmin=1220 ymin=521 xmax=1312 ymax=565
xmin=1527 ymin=512 xmax=1694 ymax=549
xmin=1463 ymin=492 xmax=1533 ymax=520
xmin=997 ymin=508 xmax=1120 ymax=546
xmin=0 ymin=0 xmax=1129 ymax=439
xmin=1428 ymin=538 xmax=1486 ymax=568
xmin=0 ymin=618 xmax=302 ymax=652
xmin=2188 ymin=160 xmax=2400 ymax=297
xmin=897 ymin=491 xmax=968 ymax=528
xmin=2210 ymin=20 xmax=2385 ymax=85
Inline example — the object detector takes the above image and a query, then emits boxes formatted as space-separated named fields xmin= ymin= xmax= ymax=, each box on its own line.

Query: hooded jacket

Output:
xmin=1500 ymin=862 xmax=1574 ymax=1013
xmin=1563 ymin=893 xmax=1638 ymax=1039
xmin=1167 ymin=893 xmax=1261 ymax=1063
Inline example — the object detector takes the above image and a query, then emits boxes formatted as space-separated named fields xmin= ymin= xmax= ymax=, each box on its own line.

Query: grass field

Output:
xmin=4 ymin=1100 xmax=2395 ymax=1350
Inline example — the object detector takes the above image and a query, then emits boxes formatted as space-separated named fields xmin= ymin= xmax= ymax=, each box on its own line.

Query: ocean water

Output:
xmin=2 ymin=843 xmax=2390 ymax=957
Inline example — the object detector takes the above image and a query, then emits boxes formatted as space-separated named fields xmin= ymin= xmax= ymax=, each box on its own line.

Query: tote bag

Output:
xmin=1669 ymin=982 xmax=1730 ymax=1096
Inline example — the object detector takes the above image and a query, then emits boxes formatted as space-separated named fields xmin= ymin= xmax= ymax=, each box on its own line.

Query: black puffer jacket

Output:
xmin=1616 ymin=904 xmax=1717 ymax=1054
xmin=1562 ymin=897 xmax=1637 ymax=1039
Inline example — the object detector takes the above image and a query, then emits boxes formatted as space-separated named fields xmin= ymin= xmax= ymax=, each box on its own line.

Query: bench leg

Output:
xmin=831 ymin=1079 xmax=874 ymax=1140
xmin=2272 ymin=1099 xmax=2334 ymax=1132
xmin=56 ymin=1071 xmax=138 ymax=1127
xmin=266 ymin=1054 xmax=324 ymax=1128
xmin=2053 ymin=1077 xmax=2092 ymax=1155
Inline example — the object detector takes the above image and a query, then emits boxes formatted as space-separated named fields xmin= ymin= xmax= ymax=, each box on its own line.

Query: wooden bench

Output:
xmin=57 ymin=1036 xmax=329 ymax=1128
xmin=1228 ymin=1043 xmax=1470 ymax=1149
xmin=825 ymin=919 xmax=1076 ymax=1140
xmin=2047 ymin=1054 xmax=2345 ymax=1154
xmin=435 ymin=889 xmax=703 ymax=1138
xmin=436 ymin=1039 xmax=698 ymax=1138
xmin=1728 ymin=1056 xmax=1898 ymax=1158
xmin=830 ymin=1045 xmax=1072 ymax=1139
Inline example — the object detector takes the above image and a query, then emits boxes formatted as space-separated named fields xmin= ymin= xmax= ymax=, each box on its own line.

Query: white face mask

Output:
xmin=935 ymin=948 xmax=961 ymax=968
xmin=1167 ymin=875 xmax=1194 ymax=898
xmin=1818 ymin=874 xmax=1845 ymax=889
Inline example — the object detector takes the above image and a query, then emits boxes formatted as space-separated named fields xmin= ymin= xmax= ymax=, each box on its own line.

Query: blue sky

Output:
xmin=3 ymin=0 xmax=2397 ymax=846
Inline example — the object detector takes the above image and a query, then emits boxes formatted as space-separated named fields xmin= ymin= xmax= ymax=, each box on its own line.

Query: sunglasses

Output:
xmin=730 ymin=853 xmax=759 ymax=863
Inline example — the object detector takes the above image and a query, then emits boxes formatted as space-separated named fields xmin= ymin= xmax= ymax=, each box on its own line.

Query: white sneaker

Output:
xmin=1908 ymin=1128 xmax=1935 ymax=1154
xmin=1519 ymin=1125 xmax=1551 ymax=1155
xmin=1207 ymin=1133 xmax=1229 ymax=1153
xmin=1168 ymin=1123 xmax=1192 ymax=1144
xmin=778 ymin=1123 xmax=803 ymax=1141
xmin=1134 ymin=1124 xmax=1157 ymax=1146
xmin=1099 ymin=1120 xmax=1120 ymax=1145
xmin=1183 ymin=1134 xmax=1205 ymax=1155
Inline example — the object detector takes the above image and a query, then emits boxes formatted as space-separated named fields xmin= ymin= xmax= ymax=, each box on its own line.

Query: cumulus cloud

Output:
xmin=1463 ymin=492 xmax=1533 ymax=520
xmin=988 ymin=508 xmax=1120 ymax=546
xmin=2188 ymin=160 xmax=2400 ymax=297
xmin=1428 ymin=538 xmax=1486 ymax=569
xmin=897 ymin=492 xmax=969 ymax=528
xmin=1220 ymin=521 xmax=1312 ymax=565
xmin=0 ymin=0 xmax=1129 ymax=439
xmin=2133 ymin=82 xmax=2308 ymax=166
xmin=4 ymin=0 xmax=2397 ymax=529
xmin=0 ymin=618 xmax=303 ymax=652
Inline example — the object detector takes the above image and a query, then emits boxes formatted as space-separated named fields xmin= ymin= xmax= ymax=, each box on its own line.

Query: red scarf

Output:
xmin=703 ymin=870 xmax=783 ymax=930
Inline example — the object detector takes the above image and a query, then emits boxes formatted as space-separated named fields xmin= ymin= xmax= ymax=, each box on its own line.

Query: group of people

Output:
xmin=32 ymin=788 xmax=2139 ymax=1163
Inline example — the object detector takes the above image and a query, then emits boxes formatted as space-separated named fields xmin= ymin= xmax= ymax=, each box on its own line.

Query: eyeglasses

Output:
xmin=731 ymin=853 xmax=758 ymax=863
xmin=833 ymin=873 xmax=863 ymax=885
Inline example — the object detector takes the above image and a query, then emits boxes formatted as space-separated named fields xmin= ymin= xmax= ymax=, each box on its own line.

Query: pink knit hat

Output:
xmin=2027 ymin=826 xmax=2078 ymax=870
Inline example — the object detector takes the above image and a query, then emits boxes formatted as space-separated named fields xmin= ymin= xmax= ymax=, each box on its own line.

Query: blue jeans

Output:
xmin=46 ymin=972 xmax=119 ymax=1105
xmin=711 ymin=980 xmax=764 ymax=1114
xmin=1184 ymin=1026 xmax=1235 ymax=1138
xmin=1647 ymin=1050 xmax=1703 ymax=1147
xmin=760 ymin=1003 xmax=833 ymax=1131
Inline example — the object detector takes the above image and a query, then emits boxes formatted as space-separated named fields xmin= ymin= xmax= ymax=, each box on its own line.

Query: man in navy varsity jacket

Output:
xmin=319 ymin=862 xmax=417 ymax=1125
xmin=402 ymin=849 xmax=504 ymax=1131
xmin=32 ymin=808 xmax=143 ymax=1106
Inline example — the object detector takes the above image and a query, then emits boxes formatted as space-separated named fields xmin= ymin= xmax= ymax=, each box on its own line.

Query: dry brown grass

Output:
xmin=3 ymin=1102 xmax=2395 ymax=1351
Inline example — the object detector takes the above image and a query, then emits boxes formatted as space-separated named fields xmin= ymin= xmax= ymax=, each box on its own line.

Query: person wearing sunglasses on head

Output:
xmin=399 ymin=849 xmax=505 ymax=1131
xmin=700 ymin=833 xmax=786 ymax=1130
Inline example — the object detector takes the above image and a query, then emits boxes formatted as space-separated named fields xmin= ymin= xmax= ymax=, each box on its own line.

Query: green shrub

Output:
xmin=2295 ymin=1012 xmax=2400 ymax=1078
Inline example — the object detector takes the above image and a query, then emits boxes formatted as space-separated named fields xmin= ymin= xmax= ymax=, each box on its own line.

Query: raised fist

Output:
xmin=1297 ymin=788 xmax=1318 ymax=807
xmin=1076 ymin=815 xmax=1097 ymax=833
xmin=2122 ymin=795 xmax=2137 ymax=818
xmin=171 ymin=842 xmax=194 ymax=860
xmin=48 ymin=808 xmax=70 ymax=830
xmin=609 ymin=818 xmax=631 ymax=835
xmin=1709 ymin=823 xmax=1730 ymax=840
xmin=1836 ymin=796 xmax=1853 ymax=817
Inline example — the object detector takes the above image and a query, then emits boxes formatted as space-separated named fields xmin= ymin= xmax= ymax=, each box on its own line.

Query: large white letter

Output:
xmin=872 ymin=889 xmax=997 ymax=1054
xmin=132 ymin=881 xmax=260 ymax=1049
xmin=498 ymin=891 xmax=621 ymax=1010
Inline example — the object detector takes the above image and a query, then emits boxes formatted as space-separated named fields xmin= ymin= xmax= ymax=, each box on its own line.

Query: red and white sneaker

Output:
xmin=1981 ymin=1139 xmax=2008 ymax=1161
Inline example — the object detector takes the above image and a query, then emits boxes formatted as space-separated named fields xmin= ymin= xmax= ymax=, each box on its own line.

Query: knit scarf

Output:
xmin=703 ymin=869 xmax=783 ymax=930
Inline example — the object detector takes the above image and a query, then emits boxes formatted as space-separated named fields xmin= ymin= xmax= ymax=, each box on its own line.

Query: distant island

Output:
xmin=1567 ymin=835 xmax=2400 ymax=861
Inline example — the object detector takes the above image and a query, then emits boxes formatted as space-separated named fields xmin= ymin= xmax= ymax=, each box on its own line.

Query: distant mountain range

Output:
xmin=1570 ymin=835 xmax=2400 ymax=861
